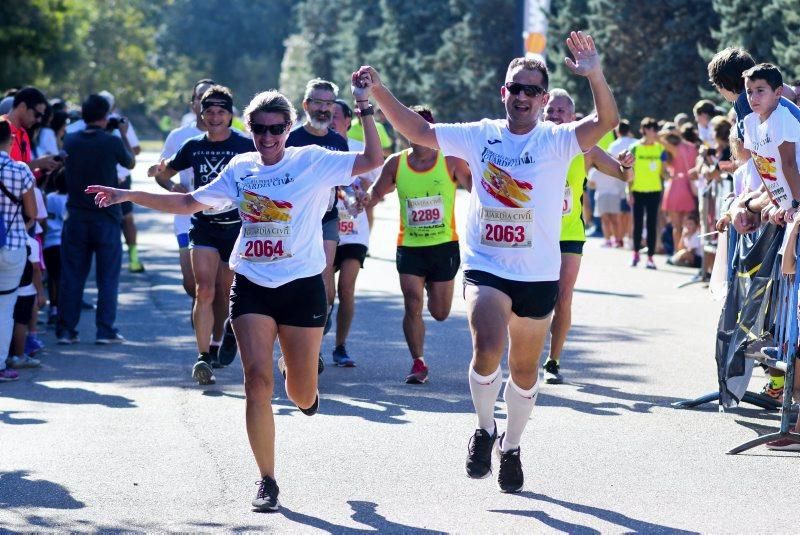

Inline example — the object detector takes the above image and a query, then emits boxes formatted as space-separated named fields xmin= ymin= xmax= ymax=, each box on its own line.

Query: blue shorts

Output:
xmin=176 ymin=233 xmax=190 ymax=249
xmin=620 ymin=198 xmax=631 ymax=213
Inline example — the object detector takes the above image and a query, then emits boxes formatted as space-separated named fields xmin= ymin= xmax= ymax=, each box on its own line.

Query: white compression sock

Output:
xmin=469 ymin=366 xmax=503 ymax=434
xmin=501 ymin=378 xmax=540 ymax=452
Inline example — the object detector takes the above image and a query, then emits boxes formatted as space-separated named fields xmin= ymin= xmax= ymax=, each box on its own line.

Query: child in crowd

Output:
xmin=43 ymin=170 xmax=67 ymax=325
xmin=742 ymin=63 xmax=800 ymax=216
xmin=667 ymin=214 xmax=702 ymax=268
xmin=7 ymin=236 xmax=45 ymax=369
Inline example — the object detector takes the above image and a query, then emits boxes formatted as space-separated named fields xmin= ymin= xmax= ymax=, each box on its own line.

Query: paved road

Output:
xmin=2 ymin=152 xmax=798 ymax=533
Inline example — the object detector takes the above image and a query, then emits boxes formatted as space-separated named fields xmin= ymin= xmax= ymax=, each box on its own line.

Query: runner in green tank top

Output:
xmin=543 ymin=89 xmax=634 ymax=384
xmin=366 ymin=106 xmax=471 ymax=384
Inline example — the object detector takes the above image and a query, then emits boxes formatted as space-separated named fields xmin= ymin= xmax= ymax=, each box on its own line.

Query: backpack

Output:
xmin=0 ymin=161 xmax=23 ymax=249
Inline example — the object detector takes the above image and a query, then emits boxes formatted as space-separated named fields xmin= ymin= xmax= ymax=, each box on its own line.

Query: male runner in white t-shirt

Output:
xmin=357 ymin=31 xmax=619 ymax=493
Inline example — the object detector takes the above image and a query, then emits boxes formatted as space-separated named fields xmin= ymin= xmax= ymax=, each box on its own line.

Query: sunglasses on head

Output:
xmin=250 ymin=122 xmax=290 ymax=136
xmin=504 ymin=81 xmax=546 ymax=97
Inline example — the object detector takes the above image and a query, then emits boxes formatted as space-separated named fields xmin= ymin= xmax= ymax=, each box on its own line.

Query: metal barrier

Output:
xmin=728 ymin=237 xmax=800 ymax=454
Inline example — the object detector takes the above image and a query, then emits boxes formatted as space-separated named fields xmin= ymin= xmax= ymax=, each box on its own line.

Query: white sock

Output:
xmin=501 ymin=378 xmax=539 ymax=452
xmin=469 ymin=366 xmax=502 ymax=434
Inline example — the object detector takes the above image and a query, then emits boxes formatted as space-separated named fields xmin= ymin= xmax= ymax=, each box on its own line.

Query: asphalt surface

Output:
xmin=2 ymin=152 xmax=799 ymax=533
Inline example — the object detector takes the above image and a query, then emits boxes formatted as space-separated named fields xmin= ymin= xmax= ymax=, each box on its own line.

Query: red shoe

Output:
xmin=405 ymin=358 xmax=429 ymax=384
xmin=766 ymin=436 xmax=800 ymax=451
xmin=0 ymin=368 xmax=20 ymax=382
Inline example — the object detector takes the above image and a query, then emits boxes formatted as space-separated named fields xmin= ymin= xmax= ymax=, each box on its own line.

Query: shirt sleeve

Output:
xmin=160 ymin=130 xmax=179 ymax=160
xmin=312 ymin=147 xmax=359 ymax=188
xmin=780 ymin=108 xmax=800 ymax=143
xmin=113 ymin=137 xmax=135 ymax=168
xmin=551 ymin=122 xmax=581 ymax=161
xmin=37 ymin=129 xmax=59 ymax=156
xmin=34 ymin=187 xmax=46 ymax=219
xmin=191 ymin=159 xmax=238 ymax=209
xmin=742 ymin=115 xmax=755 ymax=151
xmin=126 ymin=122 xmax=140 ymax=148
xmin=168 ymin=139 xmax=192 ymax=171
xmin=434 ymin=121 xmax=482 ymax=161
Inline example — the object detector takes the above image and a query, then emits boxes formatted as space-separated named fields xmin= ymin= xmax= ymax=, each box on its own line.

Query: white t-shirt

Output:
xmin=683 ymin=230 xmax=703 ymax=256
xmin=18 ymin=236 xmax=40 ymax=297
xmin=36 ymin=128 xmax=59 ymax=157
xmin=743 ymin=106 xmax=800 ymax=209
xmin=160 ymin=122 xmax=203 ymax=236
xmin=435 ymin=118 xmax=580 ymax=281
xmin=698 ymin=123 xmax=714 ymax=146
xmin=44 ymin=192 xmax=67 ymax=248
xmin=34 ymin=187 xmax=46 ymax=235
xmin=732 ymin=159 xmax=761 ymax=197
xmin=191 ymin=146 xmax=358 ymax=287
xmin=338 ymin=139 xmax=377 ymax=248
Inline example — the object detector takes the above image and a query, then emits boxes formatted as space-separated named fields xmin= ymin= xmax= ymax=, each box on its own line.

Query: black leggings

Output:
xmin=632 ymin=192 xmax=661 ymax=257
xmin=43 ymin=245 xmax=61 ymax=309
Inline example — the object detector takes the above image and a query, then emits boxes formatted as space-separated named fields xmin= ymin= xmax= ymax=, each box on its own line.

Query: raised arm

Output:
xmin=565 ymin=32 xmax=619 ymax=151
xmin=355 ymin=66 xmax=439 ymax=150
xmin=85 ymin=185 xmax=208 ymax=215
xmin=350 ymin=71 xmax=385 ymax=176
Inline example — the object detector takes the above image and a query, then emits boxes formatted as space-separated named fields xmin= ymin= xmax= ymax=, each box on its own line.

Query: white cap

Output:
xmin=98 ymin=90 xmax=115 ymax=110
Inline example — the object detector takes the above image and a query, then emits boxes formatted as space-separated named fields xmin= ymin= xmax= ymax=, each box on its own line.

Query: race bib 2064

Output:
xmin=238 ymin=222 xmax=292 ymax=263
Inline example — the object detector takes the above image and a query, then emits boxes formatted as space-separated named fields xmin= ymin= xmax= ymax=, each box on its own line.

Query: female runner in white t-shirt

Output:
xmin=86 ymin=77 xmax=382 ymax=512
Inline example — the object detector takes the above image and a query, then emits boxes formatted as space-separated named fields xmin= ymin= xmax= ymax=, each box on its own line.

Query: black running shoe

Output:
xmin=466 ymin=424 xmax=497 ymax=479
xmin=299 ymin=393 xmax=320 ymax=416
xmin=318 ymin=352 xmax=325 ymax=375
xmin=192 ymin=353 xmax=216 ymax=385
xmin=252 ymin=475 xmax=280 ymax=512
xmin=209 ymin=345 xmax=223 ymax=368
xmin=218 ymin=317 xmax=238 ymax=366
xmin=543 ymin=359 xmax=563 ymax=384
xmin=496 ymin=433 xmax=524 ymax=493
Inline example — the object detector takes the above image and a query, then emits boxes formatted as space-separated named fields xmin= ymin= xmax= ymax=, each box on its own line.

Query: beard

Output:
xmin=308 ymin=112 xmax=332 ymax=130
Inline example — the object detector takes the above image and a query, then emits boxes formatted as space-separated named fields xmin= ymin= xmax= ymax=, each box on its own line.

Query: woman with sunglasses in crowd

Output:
xmin=86 ymin=76 xmax=382 ymax=512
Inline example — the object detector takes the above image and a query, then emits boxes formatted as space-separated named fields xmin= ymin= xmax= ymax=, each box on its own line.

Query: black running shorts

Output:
xmin=189 ymin=220 xmax=241 ymax=263
xmin=559 ymin=240 xmax=584 ymax=255
xmin=120 ymin=175 xmax=134 ymax=216
xmin=463 ymin=269 xmax=559 ymax=319
xmin=230 ymin=273 xmax=327 ymax=328
xmin=334 ymin=244 xmax=368 ymax=271
xmin=396 ymin=241 xmax=460 ymax=282
xmin=13 ymin=294 xmax=35 ymax=324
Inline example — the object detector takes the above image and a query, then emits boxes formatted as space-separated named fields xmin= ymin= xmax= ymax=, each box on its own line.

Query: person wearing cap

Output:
xmin=148 ymin=85 xmax=253 ymax=385
xmin=56 ymin=94 xmax=135 ymax=345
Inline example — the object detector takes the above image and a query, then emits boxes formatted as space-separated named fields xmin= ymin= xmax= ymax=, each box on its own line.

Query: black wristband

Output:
xmin=745 ymin=197 xmax=759 ymax=214
xmin=356 ymin=105 xmax=375 ymax=117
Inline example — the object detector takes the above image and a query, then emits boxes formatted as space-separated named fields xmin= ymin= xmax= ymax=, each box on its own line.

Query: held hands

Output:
xmin=85 ymin=185 xmax=127 ymax=208
xmin=564 ymin=31 xmax=602 ymax=78
xmin=353 ymin=66 xmax=382 ymax=98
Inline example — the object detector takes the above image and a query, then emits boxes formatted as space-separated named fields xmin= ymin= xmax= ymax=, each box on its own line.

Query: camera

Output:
xmin=706 ymin=147 xmax=717 ymax=158
xmin=106 ymin=116 xmax=127 ymax=131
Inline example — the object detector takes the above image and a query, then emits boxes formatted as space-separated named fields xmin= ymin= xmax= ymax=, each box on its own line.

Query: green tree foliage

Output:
xmin=769 ymin=0 xmax=800 ymax=81
xmin=710 ymin=0 xmax=785 ymax=65
xmin=547 ymin=0 xmax=592 ymax=112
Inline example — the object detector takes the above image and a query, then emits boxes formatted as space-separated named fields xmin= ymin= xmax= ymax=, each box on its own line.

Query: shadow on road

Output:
xmin=0 ymin=471 xmax=85 ymax=510
xmin=280 ymin=500 xmax=446 ymax=534
xmin=492 ymin=491 xmax=700 ymax=534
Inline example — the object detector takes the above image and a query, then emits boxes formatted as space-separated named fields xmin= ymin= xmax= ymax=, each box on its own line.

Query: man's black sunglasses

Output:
xmin=251 ymin=122 xmax=290 ymax=136
xmin=504 ymin=81 xmax=546 ymax=97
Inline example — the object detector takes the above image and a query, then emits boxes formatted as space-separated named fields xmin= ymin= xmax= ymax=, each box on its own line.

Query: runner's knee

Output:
xmin=243 ymin=365 xmax=274 ymax=401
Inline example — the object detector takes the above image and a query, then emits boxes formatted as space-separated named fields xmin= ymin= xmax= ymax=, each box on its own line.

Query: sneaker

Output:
xmin=466 ymin=424 xmax=497 ymax=479
xmin=208 ymin=345 xmax=223 ymax=368
xmin=631 ymin=252 xmax=640 ymax=267
xmin=129 ymin=261 xmax=145 ymax=273
xmin=57 ymin=333 xmax=79 ymax=345
xmin=601 ymin=239 xmax=614 ymax=248
xmin=761 ymin=380 xmax=784 ymax=403
xmin=405 ymin=358 xmax=429 ymax=384
xmin=252 ymin=475 xmax=280 ymax=512
xmin=332 ymin=345 xmax=356 ymax=367
xmin=0 ymin=368 xmax=20 ymax=382
xmin=192 ymin=353 xmax=216 ymax=385
xmin=766 ymin=436 xmax=800 ymax=451
xmin=81 ymin=300 xmax=95 ymax=310
xmin=299 ymin=392 xmax=320 ymax=416
xmin=318 ymin=353 xmax=325 ymax=375
xmin=496 ymin=433 xmax=524 ymax=493
xmin=646 ymin=256 xmax=657 ymax=270
xmin=7 ymin=355 xmax=42 ymax=369
xmin=96 ymin=333 xmax=125 ymax=345
xmin=25 ymin=335 xmax=45 ymax=355
xmin=277 ymin=355 xmax=286 ymax=379
xmin=615 ymin=239 xmax=624 ymax=248
xmin=543 ymin=359 xmax=563 ymax=384
xmin=218 ymin=318 xmax=238 ymax=366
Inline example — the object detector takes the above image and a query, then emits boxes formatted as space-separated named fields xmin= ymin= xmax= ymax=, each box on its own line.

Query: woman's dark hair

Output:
xmin=50 ymin=110 xmax=69 ymax=134
xmin=0 ymin=117 xmax=11 ymax=146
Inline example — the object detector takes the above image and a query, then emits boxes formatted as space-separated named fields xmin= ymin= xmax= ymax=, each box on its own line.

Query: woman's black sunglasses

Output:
xmin=251 ymin=122 xmax=290 ymax=136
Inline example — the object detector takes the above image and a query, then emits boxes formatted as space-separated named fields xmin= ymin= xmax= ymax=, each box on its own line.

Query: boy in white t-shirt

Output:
xmin=667 ymin=214 xmax=702 ymax=268
xmin=742 ymin=63 xmax=800 ymax=221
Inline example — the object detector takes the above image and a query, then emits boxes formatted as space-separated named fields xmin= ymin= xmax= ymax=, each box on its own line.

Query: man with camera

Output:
xmin=57 ymin=94 xmax=135 ymax=345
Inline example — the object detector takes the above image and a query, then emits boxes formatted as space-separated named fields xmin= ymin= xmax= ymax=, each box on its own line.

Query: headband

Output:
xmin=201 ymin=96 xmax=233 ymax=113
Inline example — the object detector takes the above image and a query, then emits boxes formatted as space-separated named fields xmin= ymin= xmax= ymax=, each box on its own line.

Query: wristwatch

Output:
xmin=356 ymin=104 xmax=374 ymax=117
